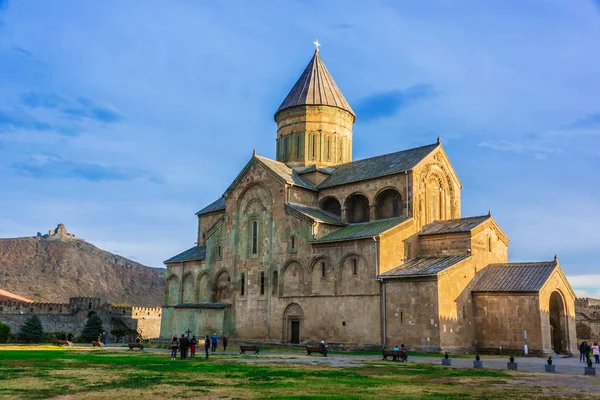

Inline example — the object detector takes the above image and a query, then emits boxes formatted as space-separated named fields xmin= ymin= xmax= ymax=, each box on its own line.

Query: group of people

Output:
xmin=169 ymin=333 xmax=228 ymax=360
xmin=392 ymin=344 xmax=408 ymax=361
xmin=579 ymin=341 xmax=600 ymax=364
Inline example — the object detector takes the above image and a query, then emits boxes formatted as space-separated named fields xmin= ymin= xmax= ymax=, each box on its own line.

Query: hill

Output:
xmin=0 ymin=224 xmax=166 ymax=306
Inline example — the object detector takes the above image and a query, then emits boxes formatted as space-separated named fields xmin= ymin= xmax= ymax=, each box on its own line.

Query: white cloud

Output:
xmin=574 ymin=289 xmax=600 ymax=299
xmin=567 ymin=275 xmax=600 ymax=289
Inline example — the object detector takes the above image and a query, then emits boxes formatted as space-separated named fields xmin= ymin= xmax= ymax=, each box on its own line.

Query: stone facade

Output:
xmin=0 ymin=297 xmax=162 ymax=340
xmin=161 ymin=48 xmax=578 ymax=355
xmin=576 ymin=298 xmax=600 ymax=342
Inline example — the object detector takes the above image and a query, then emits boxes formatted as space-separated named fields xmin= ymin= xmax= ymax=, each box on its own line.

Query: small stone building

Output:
xmin=161 ymin=48 xmax=577 ymax=355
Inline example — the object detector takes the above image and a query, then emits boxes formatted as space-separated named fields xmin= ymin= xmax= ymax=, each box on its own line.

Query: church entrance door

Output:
xmin=291 ymin=321 xmax=300 ymax=344
xmin=283 ymin=303 xmax=303 ymax=343
xmin=549 ymin=291 xmax=567 ymax=354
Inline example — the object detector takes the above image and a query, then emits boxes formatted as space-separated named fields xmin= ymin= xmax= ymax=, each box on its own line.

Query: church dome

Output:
xmin=275 ymin=49 xmax=355 ymax=119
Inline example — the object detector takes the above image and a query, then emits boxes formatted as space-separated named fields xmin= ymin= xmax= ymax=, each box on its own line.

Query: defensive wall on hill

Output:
xmin=575 ymin=298 xmax=600 ymax=341
xmin=0 ymin=296 xmax=162 ymax=340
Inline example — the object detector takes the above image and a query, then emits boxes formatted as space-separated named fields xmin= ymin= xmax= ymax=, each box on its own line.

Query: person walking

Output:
xmin=179 ymin=334 xmax=189 ymax=360
xmin=593 ymin=343 xmax=600 ymax=364
xmin=169 ymin=335 xmax=178 ymax=360
xmin=101 ymin=332 xmax=108 ymax=346
xmin=586 ymin=341 xmax=592 ymax=363
xmin=190 ymin=335 xmax=197 ymax=359
xmin=222 ymin=336 xmax=228 ymax=352
xmin=204 ymin=334 xmax=211 ymax=359
xmin=211 ymin=333 xmax=218 ymax=352
xmin=580 ymin=341 xmax=587 ymax=363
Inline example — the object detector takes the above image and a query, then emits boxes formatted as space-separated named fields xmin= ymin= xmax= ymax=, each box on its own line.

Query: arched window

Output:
xmin=375 ymin=188 xmax=402 ymax=220
xmin=321 ymin=262 xmax=326 ymax=278
xmin=487 ymin=237 xmax=492 ymax=252
xmin=345 ymin=193 xmax=370 ymax=223
xmin=353 ymin=258 xmax=357 ymax=276
xmin=320 ymin=197 xmax=341 ymax=217
xmin=291 ymin=236 xmax=295 ymax=251
xmin=326 ymin=136 xmax=330 ymax=161
xmin=260 ymin=271 xmax=265 ymax=295
xmin=240 ymin=273 xmax=246 ymax=296
xmin=272 ymin=271 xmax=279 ymax=296
xmin=339 ymin=139 xmax=343 ymax=161
xmin=296 ymin=135 xmax=300 ymax=159
xmin=251 ymin=220 xmax=258 ymax=255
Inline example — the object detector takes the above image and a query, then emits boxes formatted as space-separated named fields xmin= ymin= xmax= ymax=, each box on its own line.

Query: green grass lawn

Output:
xmin=0 ymin=347 xmax=592 ymax=399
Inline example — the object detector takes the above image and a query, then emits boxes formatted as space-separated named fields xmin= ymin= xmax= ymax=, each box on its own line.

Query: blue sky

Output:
xmin=1 ymin=1 xmax=599 ymax=297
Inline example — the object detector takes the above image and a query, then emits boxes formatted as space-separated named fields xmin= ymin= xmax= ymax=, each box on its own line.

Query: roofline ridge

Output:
xmin=488 ymin=260 xmax=556 ymax=266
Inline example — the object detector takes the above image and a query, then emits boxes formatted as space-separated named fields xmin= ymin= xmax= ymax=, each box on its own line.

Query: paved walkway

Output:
xmin=97 ymin=344 xmax=600 ymax=378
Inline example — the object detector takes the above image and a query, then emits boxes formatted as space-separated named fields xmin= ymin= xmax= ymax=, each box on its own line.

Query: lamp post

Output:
xmin=186 ymin=328 xmax=192 ymax=337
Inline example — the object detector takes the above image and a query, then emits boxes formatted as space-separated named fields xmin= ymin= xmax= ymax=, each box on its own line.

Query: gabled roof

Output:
xmin=286 ymin=203 xmax=345 ymax=226
xmin=381 ymin=255 xmax=470 ymax=278
xmin=164 ymin=245 xmax=206 ymax=264
xmin=314 ymin=217 xmax=408 ymax=243
xmin=472 ymin=261 xmax=557 ymax=292
xmin=275 ymin=49 xmax=354 ymax=118
xmin=196 ymin=197 xmax=226 ymax=216
xmin=420 ymin=215 xmax=491 ymax=236
xmin=317 ymin=143 xmax=439 ymax=189
xmin=223 ymin=154 xmax=317 ymax=198
xmin=255 ymin=156 xmax=316 ymax=190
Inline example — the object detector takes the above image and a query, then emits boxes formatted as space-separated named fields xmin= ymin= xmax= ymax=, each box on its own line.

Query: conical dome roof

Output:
xmin=275 ymin=49 xmax=355 ymax=118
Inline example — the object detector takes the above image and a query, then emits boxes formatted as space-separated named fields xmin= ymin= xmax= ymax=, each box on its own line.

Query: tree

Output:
xmin=0 ymin=321 xmax=10 ymax=343
xmin=17 ymin=315 xmax=44 ymax=343
xmin=80 ymin=313 xmax=104 ymax=343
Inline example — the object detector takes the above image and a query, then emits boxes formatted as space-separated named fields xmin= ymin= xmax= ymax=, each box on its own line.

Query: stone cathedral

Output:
xmin=160 ymin=48 xmax=577 ymax=355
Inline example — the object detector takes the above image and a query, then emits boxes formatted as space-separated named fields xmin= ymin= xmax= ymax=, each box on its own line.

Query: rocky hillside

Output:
xmin=0 ymin=233 xmax=166 ymax=306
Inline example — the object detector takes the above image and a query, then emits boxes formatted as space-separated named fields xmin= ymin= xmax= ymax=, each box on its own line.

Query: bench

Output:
xmin=382 ymin=350 xmax=407 ymax=361
xmin=128 ymin=343 xmax=144 ymax=351
xmin=91 ymin=341 xmax=104 ymax=348
xmin=306 ymin=346 xmax=327 ymax=356
xmin=52 ymin=339 xmax=72 ymax=346
xmin=239 ymin=345 xmax=259 ymax=355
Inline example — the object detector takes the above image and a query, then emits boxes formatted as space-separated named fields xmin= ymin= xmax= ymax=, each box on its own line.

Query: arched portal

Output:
xmin=283 ymin=303 xmax=304 ymax=344
xmin=182 ymin=273 xmax=196 ymax=303
xmin=549 ymin=291 xmax=567 ymax=354
xmin=345 ymin=193 xmax=369 ymax=223
xmin=197 ymin=273 xmax=212 ymax=303
xmin=375 ymin=188 xmax=402 ymax=219
xmin=214 ymin=270 xmax=232 ymax=303
xmin=165 ymin=275 xmax=179 ymax=306
xmin=320 ymin=196 xmax=341 ymax=217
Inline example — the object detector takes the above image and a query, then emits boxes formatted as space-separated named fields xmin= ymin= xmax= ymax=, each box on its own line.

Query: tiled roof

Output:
xmin=0 ymin=289 xmax=33 ymax=303
xmin=164 ymin=245 xmax=206 ymax=264
xmin=420 ymin=215 xmax=490 ymax=236
xmin=256 ymin=156 xmax=317 ymax=191
xmin=196 ymin=197 xmax=226 ymax=215
xmin=472 ymin=262 xmax=557 ymax=292
xmin=276 ymin=49 xmax=354 ymax=118
xmin=314 ymin=217 xmax=408 ymax=243
xmin=286 ymin=203 xmax=345 ymax=226
xmin=317 ymin=143 xmax=439 ymax=188
xmin=381 ymin=255 xmax=471 ymax=278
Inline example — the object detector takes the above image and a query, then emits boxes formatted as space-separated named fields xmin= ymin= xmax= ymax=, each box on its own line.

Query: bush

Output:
xmin=110 ymin=326 xmax=132 ymax=342
xmin=0 ymin=322 xmax=10 ymax=343
xmin=80 ymin=313 xmax=104 ymax=343
xmin=17 ymin=315 xmax=44 ymax=343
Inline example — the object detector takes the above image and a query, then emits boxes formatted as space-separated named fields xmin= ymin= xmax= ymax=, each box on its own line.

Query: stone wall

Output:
xmin=472 ymin=293 xmax=543 ymax=354
xmin=575 ymin=298 xmax=600 ymax=341
xmin=384 ymin=277 xmax=440 ymax=351
xmin=0 ymin=297 xmax=162 ymax=340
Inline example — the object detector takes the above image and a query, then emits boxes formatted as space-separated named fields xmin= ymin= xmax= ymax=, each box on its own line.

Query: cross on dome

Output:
xmin=313 ymin=39 xmax=321 ymax=50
